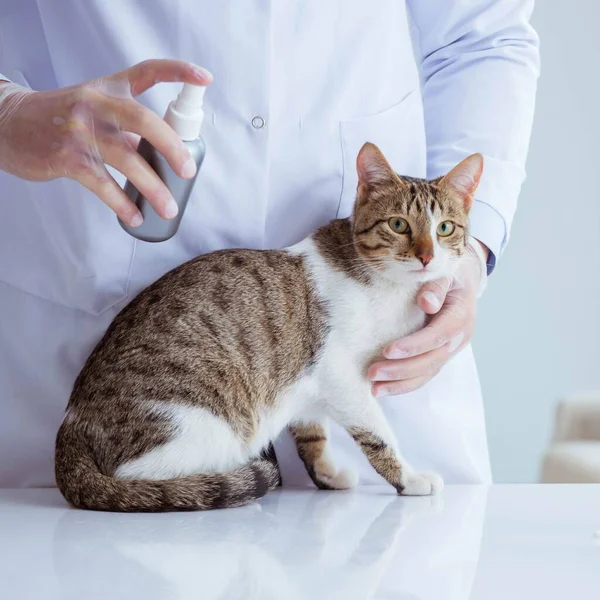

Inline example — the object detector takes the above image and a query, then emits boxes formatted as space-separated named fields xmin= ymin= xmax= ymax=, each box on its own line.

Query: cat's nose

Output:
xmin=417 ymin=252 xmax=433 ymax=267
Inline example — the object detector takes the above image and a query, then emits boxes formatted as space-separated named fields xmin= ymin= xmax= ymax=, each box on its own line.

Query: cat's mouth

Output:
xmin=377 ymin=259 xmax=441 ymax=281
xmin=393 ymin=259 xmax=432 ymax=273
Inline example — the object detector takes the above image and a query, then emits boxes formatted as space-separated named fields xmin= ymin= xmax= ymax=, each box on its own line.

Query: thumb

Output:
xmin=116 ymin=59 xmax=213 ymax=97
xmin=417 ymin=276 xmax=453 ymax=314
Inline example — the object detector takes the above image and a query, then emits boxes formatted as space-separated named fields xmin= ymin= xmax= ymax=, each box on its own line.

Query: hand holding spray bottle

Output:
xmin=119 ymin=83 xmax=207 ymax=242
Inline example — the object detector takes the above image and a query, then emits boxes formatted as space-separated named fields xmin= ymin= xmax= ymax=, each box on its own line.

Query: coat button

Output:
xmin=251 ymin=116 xmax=265 ymax=129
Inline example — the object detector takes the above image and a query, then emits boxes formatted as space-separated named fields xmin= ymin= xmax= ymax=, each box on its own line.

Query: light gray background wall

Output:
xmin=473 ymin=0 xmax=600 ymax=482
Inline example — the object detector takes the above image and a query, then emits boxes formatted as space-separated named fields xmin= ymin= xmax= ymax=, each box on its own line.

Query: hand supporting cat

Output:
xmin=369 ymin=237 xmax=488 ymax=397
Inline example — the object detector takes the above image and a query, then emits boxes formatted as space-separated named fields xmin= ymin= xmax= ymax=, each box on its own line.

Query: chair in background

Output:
xmin=541 ymin=392 xmax=600 ymax=483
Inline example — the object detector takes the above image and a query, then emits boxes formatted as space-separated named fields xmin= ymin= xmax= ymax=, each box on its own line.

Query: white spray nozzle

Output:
xmin=165 ymin=83 xmax=206 ymax=141
xmin=174 ymin=83 xmax=206 ymax=112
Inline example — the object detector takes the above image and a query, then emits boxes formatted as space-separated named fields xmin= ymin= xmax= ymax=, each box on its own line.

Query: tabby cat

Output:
xmin=55 ymin=142 xmax=483 ymax=512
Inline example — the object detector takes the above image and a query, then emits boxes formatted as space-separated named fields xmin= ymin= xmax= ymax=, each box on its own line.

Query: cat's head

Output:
xmin=352 ymin=143 xmax=483 ymax=282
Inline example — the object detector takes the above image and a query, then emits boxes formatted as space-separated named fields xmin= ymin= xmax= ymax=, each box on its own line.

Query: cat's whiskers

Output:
xmin=333 ymin=240 xmax=361 ymax=249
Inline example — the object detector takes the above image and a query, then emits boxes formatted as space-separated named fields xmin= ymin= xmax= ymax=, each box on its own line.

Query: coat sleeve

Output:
xmin=406 ymin=0 xmax=540 ymax=272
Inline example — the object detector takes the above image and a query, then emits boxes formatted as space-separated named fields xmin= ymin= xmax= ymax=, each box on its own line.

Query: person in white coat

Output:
xmin=0 ymin=1 xmax=539 ymax=489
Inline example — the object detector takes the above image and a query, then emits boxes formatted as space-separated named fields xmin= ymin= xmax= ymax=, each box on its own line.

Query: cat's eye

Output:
xmin=388 ymin=217 xmax=410 ymax=234
xmin=437 ymin=221 xmax=455 ymax=237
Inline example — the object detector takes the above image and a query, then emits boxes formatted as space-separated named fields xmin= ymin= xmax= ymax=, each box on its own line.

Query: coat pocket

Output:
xmin=0 ymin=174 xmax=136 ymax=317
xmin=337 ymin=89 xmax=427 ymax=218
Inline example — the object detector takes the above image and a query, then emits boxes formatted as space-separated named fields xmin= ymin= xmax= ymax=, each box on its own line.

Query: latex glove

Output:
xmin=0 ymin=60 xmax=212 ymax=227
xmin=368 ymin=238 xmax=488 ymax=397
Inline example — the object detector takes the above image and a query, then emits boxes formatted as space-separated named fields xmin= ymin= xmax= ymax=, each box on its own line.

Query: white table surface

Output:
xmin=1 ymin=484 xmax=599 ymax=600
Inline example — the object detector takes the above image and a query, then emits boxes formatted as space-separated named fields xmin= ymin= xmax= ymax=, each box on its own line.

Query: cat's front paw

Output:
xmin=399 ymin=472 xmax=444 ymax=496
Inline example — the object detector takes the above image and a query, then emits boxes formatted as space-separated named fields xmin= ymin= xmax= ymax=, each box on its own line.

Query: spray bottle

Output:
xmin=119 ymin=84 xmax=207 ymax=242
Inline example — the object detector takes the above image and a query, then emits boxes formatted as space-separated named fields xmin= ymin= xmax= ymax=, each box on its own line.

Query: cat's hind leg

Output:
xmin=289 ymin=421 xmax=358 ymax=490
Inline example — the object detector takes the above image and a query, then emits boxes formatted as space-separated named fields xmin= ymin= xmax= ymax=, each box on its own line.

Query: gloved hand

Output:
xmin=368 ymin=238 xmax=488 ymax=397
xmin=0 ymin=59 xmax=212 ymax=227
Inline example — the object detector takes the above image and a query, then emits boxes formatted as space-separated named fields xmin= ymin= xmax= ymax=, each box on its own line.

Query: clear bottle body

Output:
xmin=119 ymin=136 xmax=206 ymax=242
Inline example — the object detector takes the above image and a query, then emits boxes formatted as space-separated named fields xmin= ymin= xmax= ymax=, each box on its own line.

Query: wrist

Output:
xmin=471 ymin=238 xmax=489 ymax=262
xmin=466 ymin=237 xmax=488 ymax=298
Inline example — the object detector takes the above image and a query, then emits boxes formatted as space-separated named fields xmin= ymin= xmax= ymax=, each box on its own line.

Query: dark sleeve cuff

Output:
xmin=469 ymin=199 xmax=507 ymax=275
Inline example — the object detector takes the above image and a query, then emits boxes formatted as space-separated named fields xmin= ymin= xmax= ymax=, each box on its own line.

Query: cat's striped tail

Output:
xmin=55 ymin=425 xmax=281 ymax=512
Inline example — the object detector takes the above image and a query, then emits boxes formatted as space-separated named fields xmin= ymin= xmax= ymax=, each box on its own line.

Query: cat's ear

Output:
xmin=356 ymin=143 xmax=400 ymax=187
xmin=439 ymin=153 xmax=484 ymax=210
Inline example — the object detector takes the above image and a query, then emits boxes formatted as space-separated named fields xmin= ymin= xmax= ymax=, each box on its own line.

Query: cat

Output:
xmin=55 ymin=142 xmax=483 ymax=512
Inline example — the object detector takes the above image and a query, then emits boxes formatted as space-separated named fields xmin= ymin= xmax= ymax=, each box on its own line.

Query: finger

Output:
xmin=372 ymin=373 xmax=437 ymax=398
xmin=416 ymin=276 xmax=453 ymax=314
xmin=75 ymin=165 xmax=142 ymax=226
xmin=384 ymin=300 xmax=473 ymax=359
xmin=121 ymin=131 xmax=141 ymax=150
xmin=101 ymin=135 xmax=178 ymax=219
xmin=115 ymin=59 xmax=213 ymax=96
xmin=368 ymin=344 xmax=453 ymax=382
xmin=98 ymin=96 xmax=197 ymax=179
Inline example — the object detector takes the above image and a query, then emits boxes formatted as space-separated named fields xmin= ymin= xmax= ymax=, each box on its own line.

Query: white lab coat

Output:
xmin=0 ymin=0 xmax=539 ymax=487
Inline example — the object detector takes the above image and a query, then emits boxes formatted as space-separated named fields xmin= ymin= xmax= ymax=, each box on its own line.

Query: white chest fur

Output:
xmin=290 ymin=238 xmax=426 ymax=375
